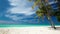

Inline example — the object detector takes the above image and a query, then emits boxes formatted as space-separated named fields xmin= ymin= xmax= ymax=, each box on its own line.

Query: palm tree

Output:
xmin=56 ymin=0 xmax=60 ymax=22
xmin=28 ymin=0 xmax=57 ymax=29
xmin=44 ymin=0 xmax=56 ymax=29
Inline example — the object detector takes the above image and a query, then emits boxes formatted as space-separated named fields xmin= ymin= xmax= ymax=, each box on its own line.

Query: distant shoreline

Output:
xmin=0 ymin=24 xmax=60 ymax=27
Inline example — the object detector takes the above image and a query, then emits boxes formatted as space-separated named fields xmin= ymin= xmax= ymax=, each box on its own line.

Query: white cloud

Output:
xmin=5 ymin=0 xmax=35 ymax=21
xmin=8 ymin=0 xmax=35 ymax=15
xmin=48 ymin=1 xmax=57 ymax=5
xmin=8 ymin=7 xmax=35 ymax=15
xmin=0 ymin=20 xmax=15 ymax=24
xmin=5 ymin=14 xmax=24 ymax=21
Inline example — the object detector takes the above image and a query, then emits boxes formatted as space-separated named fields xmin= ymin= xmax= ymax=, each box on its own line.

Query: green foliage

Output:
xmin=28 ymin=0 xmax=60 ymax=22
xmin=36 ymin=9 xmax=44 ymax=17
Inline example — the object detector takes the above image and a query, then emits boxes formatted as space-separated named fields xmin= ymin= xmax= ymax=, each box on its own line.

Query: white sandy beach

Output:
xmin=0 ymin=26 xmax=60 ymax=34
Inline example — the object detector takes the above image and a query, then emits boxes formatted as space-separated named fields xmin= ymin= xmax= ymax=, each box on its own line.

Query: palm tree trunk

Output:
xmin=38 ymin=17 xmax=41 ymax=23
xmin=47 ymin=16 xmax=56 ymax=29
xmin=42 ymin=0 xmax=56 ymax=29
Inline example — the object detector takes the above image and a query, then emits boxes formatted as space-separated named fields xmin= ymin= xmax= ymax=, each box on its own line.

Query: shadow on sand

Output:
xmin=48 ymin=27 xmax=60 ymax=30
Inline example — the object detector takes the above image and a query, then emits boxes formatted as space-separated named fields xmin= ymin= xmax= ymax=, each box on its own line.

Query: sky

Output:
xmin=0 ymin=0 xmax=60 ymax=25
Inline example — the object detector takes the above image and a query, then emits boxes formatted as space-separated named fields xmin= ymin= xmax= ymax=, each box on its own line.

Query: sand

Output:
xmin=0 ymin=26 xmax=60 ymax=34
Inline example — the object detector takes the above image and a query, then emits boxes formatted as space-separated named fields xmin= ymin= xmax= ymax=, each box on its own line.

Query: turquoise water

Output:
xmin=0 ymin=24 xmax=60 ymax=27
